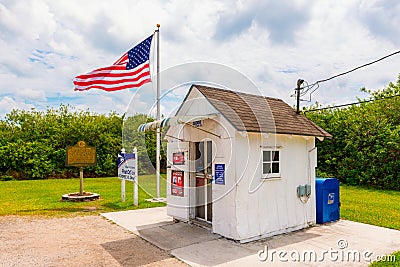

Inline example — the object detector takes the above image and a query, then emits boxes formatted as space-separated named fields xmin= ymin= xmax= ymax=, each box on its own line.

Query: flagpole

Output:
xmin=155 ymin=24 xmax=161 ymax=199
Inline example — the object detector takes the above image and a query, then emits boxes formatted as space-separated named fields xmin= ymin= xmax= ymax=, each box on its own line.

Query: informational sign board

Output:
xmin=192 ymin=120 xmax=202 ymax=127
xmin=117 ymin=148 xmax=139 ymax=205
xmin=173 ymin=152 xmax=185 ymax=165
xmin=117 ymin=153 xmax=137 ymax=181
xmin=171 ymin=170 xmax=184 ymax=197
xmin=214 ymin=163 xmax=225 ymax=185
xmin=66 ymin=141 xmax=96 ymax=167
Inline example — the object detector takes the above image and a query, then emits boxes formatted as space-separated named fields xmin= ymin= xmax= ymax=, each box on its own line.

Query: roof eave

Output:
xmin=240 ymin=130 xmax=332 ymax=139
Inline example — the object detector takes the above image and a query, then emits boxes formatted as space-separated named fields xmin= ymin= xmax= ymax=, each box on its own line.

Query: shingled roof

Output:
xmin=192 ymin=84 xmax=332 ymax=138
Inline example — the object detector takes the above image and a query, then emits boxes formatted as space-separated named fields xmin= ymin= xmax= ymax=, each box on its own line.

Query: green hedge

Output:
xmin=0 ymin=105 xmax=163 ymax=180
xmin=306 ymin=76 xmax=400 ymax=190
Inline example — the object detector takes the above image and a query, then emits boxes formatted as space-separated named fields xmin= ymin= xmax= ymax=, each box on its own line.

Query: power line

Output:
xmin=295 ymin=50 xmax=400 ymax=98
xmin=303 ymin=94 xmax=400 ymax=113
xmin=312 ymin=50 xmax=400 ymax=85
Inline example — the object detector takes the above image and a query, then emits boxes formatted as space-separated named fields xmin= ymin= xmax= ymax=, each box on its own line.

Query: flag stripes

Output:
xmin=73 ymin=35 xmax=153 ymax=92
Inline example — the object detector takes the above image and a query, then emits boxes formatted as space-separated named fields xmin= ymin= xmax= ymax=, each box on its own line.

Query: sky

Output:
xmin=1 ymin=0 xmax=399 ymax=119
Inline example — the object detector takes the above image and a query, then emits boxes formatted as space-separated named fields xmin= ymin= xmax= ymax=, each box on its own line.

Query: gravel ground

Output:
xmin=0 ymin=215 xmax=187 ymax=267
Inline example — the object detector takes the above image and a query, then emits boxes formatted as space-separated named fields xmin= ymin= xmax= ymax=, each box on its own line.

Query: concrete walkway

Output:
xmin=102 ymin=207 xmax=400 ymax=266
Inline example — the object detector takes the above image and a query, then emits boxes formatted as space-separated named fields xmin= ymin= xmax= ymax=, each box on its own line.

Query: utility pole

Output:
xmin=296 ymin=79 xmax=304 ymax=114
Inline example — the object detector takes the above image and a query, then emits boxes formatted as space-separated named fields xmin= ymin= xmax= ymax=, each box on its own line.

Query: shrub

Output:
xmin=306 ymin=75 xmax=400 ymax=190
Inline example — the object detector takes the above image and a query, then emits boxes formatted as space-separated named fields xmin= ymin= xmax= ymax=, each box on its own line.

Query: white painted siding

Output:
xmin=234 ymin=133 xmax=316 ymax=242
xmin=175 ymin=89 xmax=218 ymax=117
xmin=166 ymin=88 xmax=239 ymax=239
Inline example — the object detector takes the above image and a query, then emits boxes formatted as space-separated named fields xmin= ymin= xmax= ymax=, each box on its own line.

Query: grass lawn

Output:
xmin=1 ymin=180 xmax=399 ymax=226
xmin=340 ymin=185 xmax=400 ymax=231
xmin=340 ymin=185 xmax=400 ymax=266
xmin=370 ymin=251 xmax=400 ymax=267
xmin=0 ymin=175 xmax=166 ymax=217
xmin=0 ymin=180 xmax=399 ymax=264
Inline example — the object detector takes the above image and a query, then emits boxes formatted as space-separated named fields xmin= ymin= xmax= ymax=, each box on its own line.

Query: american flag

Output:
xmin=73 ymin=35 xmax=153 ymax=92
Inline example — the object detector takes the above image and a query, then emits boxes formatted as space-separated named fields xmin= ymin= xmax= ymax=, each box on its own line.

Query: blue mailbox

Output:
xmin=315 ymin=178 xmax=340 ymax=224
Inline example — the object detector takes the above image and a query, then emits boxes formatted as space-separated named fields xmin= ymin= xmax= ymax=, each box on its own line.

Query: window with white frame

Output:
xmin=262 ymin=150 xmax=280 ymax=178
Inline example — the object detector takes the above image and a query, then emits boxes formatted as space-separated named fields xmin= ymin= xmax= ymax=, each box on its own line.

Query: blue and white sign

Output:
xmin=328 ymin=192 xmax=335 ymax=205
xmin=118 ymin=152 xmax=137 ymax=181
xmin=214 ymin=163 xmax=225 ymax=185
xmin=192 ymin=120 xmax=202 ymax=127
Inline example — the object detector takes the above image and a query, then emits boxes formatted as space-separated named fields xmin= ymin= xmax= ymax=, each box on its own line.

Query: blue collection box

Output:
xmin=316 ymin=178 xmax=340 ymax=224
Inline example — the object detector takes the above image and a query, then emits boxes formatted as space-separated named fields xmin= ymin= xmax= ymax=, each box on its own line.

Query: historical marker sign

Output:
xmin=66 ymin=141 xmax=97 ymax=167
xmin=65 ymin=141 xmax=97 ymax=197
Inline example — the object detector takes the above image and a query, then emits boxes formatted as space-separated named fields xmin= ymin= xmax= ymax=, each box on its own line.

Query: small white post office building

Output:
xmin=150 ymin=84 xmax=331 ymax=243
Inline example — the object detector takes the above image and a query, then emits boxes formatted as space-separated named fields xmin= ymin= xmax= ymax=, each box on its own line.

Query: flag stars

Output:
xmin=126 ymin=35 xmax=153 ymax=70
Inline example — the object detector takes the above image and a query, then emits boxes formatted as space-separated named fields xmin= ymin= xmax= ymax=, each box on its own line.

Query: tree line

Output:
xmin=0 ymin=105 xmax=164 ymax=180
xmin=0 ymin=76 xmax=398 ymax=189
xmin=305 ymin=75 xmax=399 ymax=190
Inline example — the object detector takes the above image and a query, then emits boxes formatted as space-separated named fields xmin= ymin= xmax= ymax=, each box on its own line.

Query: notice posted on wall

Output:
xmin=171 ymin=170 xmax=184 ymax=197
xmin=214 ymin=163 xmax=225 ymax=185
xmin=172 ymin=152 xmax=185 ymax=165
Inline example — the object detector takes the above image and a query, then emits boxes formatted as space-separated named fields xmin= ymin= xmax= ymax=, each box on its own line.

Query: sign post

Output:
xmin=134 ymin=147 xmax=138 ymax=206
xmin=118 ymin=147 xmax=138 ymax=205
xmin=121 ymin=177 xmax=126 ymax=202
xmin=66 ymin=141 xmax=97 ymax=196
xmin=79 ymin=167 xmax=84 ymax=195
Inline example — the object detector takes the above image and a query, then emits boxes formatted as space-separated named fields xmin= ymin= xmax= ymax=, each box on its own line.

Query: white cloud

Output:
xmin=0 ymin=96 xmax=34 ymax=115
xmin=15 ymin=88 xmax=46 ymax=101
xmin=0 ymin=0 xmax=399 ymax=119
xmin=0 ymin=0 xmax=56 ymax=41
